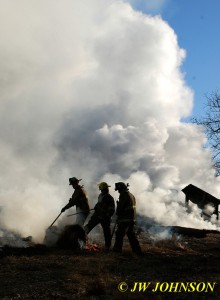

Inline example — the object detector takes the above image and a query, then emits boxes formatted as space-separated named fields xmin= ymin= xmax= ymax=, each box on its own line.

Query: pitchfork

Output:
xmin=48 ymin=212 xmax=63 ymax=229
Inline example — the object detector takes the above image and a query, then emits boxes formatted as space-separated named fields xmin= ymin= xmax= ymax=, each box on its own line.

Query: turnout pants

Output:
xmin=84 ymin=213 xmax=112 ymax=249
xmin=113 ymin=221 xmax=142 ymax=254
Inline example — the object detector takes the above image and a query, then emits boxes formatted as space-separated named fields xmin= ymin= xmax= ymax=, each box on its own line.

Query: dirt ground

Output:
xmin=0 ymin=226 xmax=220 ymax=300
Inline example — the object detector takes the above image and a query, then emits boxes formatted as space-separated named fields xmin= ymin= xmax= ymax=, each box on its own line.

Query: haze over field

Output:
xmin=0 ymin=0 xmax=219 ymax=242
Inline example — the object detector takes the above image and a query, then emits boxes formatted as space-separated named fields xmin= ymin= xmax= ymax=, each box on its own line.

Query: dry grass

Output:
xmin=0 ymin=227 xmax=220 ymax=299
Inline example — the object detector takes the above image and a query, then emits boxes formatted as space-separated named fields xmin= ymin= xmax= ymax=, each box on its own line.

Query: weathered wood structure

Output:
xmin=182 ymin=184 xmax=220 ymax=220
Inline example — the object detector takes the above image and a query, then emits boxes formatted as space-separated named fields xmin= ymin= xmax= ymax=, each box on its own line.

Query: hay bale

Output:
xmin=56 ymin=224 xmax=86 ymax=250
xmin=44 ymin=226 xmax=61 ymax=247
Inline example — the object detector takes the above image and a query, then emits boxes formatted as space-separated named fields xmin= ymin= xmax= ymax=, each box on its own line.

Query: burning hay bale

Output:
xmin=44 ymin=226 xmax=61 ymax=247
xmin=44 ymin=224 xmax=100 ymax=251
xmin=56 ymin=224 xmax=87 ymax=250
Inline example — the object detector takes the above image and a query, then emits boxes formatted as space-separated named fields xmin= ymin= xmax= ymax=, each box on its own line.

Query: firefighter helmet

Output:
xmin=115 ymin=182 xmax=129 ymax=191
xmin=98 ymin=182 xmax=111 ymax=190
xmin=69 ymin=177 xmax=82 ymax=185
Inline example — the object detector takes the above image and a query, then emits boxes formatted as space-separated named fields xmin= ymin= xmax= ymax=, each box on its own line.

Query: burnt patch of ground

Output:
xmin=0 ymin=244 xmax=48 ymax=258
xmin=0 ymin=226 xmax=220 ymax=300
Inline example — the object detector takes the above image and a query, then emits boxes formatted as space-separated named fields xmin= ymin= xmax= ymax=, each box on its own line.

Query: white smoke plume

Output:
xmin=0 ymin=0 xmax=220 ymax=243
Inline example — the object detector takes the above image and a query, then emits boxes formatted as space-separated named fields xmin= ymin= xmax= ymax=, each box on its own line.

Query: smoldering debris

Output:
xmin=33 ymin=222 xmax=102 ymax=252
xmin=0 ymin=224 xmax=87 ymax=257
xmin=56 ymin=224 xmax=87 ymax=250
xmin=0 ymin=228 xmax=32 ymax=248
xmin=44 ymin=226 xmax=61 ymax=247
xmin=44 ymin=224 xmax=87 ymax=249
xmin=84 ymin=243 xmax=101 ymax=252
xmin=148 ymin=226 xmax=176 ymax=241
xmin=145 ymin=226 xmax=188 ymax=251
xmin=0 ymin=228 xmax=43 ymax=258
xmin=1 ymin=0 xmax=220 ymax=242
xmin=171 ymin=226 xmax=220 ymax=238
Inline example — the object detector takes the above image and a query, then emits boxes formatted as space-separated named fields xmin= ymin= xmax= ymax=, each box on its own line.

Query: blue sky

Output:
xmin=130 ymin=0 xmax=220 ymax=118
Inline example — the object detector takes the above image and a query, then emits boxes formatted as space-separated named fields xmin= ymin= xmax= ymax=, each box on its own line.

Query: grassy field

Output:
xmin=0 ymin=227 xmax=220 ymax=300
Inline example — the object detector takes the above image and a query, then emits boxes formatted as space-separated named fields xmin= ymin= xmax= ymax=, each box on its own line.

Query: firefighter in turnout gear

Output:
xmin=84 ymin=182 xmax=115 ymax=250
xmin=112 ymin=182 xmax=142 ymax=255
xmin=61 ymin=177 xmax=90 ymax=226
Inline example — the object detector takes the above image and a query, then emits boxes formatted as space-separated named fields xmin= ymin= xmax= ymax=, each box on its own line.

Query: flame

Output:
xmin=84 ymin=243 xmax=101 ymax=252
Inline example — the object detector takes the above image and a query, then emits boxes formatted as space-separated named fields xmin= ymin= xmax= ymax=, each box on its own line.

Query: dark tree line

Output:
xmin=193 ymin=91 xmax=220 ymax=176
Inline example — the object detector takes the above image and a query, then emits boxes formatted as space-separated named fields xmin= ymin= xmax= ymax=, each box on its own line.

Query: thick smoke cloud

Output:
xmin=0 ymin=0 xmax=219 ymax=242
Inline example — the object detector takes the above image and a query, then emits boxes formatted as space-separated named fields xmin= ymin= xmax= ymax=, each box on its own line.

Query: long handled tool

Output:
xmin=67 ymin=209 xmax=94 ymax=217
xmin=111 ymin=201 xmax=118 ymax=240
xmin=110 ymin=220 xmax=117 ymax=240
xmin=48 ymin=212 xmax=62 ymax=229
